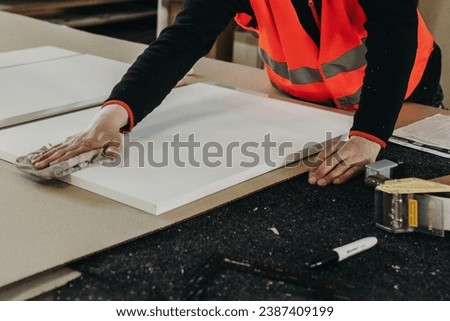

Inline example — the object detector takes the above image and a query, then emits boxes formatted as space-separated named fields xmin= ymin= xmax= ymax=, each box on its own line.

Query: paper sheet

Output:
xmin=390 ymin=114 xmax=450 ymax=158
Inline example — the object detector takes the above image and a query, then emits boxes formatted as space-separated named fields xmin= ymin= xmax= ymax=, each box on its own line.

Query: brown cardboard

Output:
xmin=0 ymin=268 xmax=80 ymax=301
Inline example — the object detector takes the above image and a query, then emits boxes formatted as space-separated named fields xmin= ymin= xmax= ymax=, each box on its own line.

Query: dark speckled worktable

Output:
xmin=53 ymin=143 xmax=450 ymax=300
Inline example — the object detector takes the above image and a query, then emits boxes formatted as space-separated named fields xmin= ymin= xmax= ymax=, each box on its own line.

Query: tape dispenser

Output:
xmin=365 ymin=160 xmax=450 ymax=237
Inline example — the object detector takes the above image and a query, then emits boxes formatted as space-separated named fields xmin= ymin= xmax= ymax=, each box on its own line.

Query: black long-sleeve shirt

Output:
xmin=106 ymin=0 xmax=425 ymax=146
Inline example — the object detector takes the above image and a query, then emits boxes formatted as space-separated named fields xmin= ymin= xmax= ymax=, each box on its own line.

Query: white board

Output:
xmin=0 ymin=46 xmax=78 ymax=69
xmin=0 ymin=47 xmax=130 ymax=128
xmin=0 ymin=83 xmax=352 ymax=215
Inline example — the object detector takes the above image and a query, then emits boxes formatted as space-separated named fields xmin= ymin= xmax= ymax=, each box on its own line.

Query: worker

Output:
xmin=32 ymin=0 xmax=443 ymax=186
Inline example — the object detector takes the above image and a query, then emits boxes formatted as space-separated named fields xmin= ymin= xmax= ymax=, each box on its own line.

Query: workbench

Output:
xmin=0 ymin=11 xmax=449 ymax=300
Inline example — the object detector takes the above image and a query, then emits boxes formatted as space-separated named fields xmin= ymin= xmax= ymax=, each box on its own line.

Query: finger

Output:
xmin=50 ymin=145 xmax=96 ymax=166
xmin=32 ymin=133 xmax=84 ymax=164
xmin=318 ymin=148 xmax=369 ymax=185
xmin=175 ymin=69 xmax=194 ymax=87
xmin=308 ymin=150 xmax=345 ymax=184
xmin=31 ymin=143 xmax=64 ymax=164
xmin=175 ymin=76 xmax=188 ymax=87
xmin=34 ymin=142 xmax=85 ymax=168
xmin=316 ymin=153 xmax=350 ymax=186
xmin=305 ymin=152 xmax=326 ymax=169
xmin=316 ymin=159 xmax=351 ymax=186
xmin=320 ymin=139 xmax=345 ymax=159
xmin=333 ymin=165 xmax=365 ymax=185
xmin=308 ymin=139 xmax=345 ymax=173
xmin=34 ymin=149 xmax=69 ymax=169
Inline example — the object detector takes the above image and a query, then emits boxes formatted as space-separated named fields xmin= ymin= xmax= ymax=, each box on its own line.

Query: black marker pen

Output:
xmin=309 ymin=237 xmax=378 ymax=269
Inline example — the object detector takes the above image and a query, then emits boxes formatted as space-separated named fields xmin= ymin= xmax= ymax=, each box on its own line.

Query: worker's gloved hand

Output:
xmin=308 ymin=136 xmax=382 ymax=186
xmin=31 ymin=104 xmax=127 ymax=170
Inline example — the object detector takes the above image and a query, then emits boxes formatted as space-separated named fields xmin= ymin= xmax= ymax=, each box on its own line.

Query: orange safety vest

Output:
xmin=235 ymin=0 xmax=434 ymax=110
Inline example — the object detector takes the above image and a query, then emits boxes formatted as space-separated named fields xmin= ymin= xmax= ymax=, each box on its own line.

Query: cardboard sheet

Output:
xmin=0 ymin=268 xmax=81 ymax=301
xmin=0 ymin=83 xmax=352 ymax=215
xmin=0 ymin=47 xmax=129 ymax=128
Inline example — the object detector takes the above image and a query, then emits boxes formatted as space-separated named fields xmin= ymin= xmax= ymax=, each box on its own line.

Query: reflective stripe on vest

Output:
xmin=337 ymin=87 xmax=362 ymax=108
xmin=316 ymin=87 xmax=361 ymax=109
xmin=258 ymin=47 xmax=322 ymax=84
xmin=258 ymin=39 xmax=367 ymax=85
xmin=322 ymin=39 xmax=367 ymax=78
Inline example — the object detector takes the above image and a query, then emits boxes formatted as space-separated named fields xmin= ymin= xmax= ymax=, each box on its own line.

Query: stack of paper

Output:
xmin=390 ymin=114 xmax=450 ymax=158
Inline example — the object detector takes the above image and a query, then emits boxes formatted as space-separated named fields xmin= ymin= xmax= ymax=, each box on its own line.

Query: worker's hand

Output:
xmin=176 ymin=68 xmax=195 ymax=87
xmin=308 ymin=136 xmax=381 ymax=186
xmin=32 ymin=104 xmax=129 ymax=169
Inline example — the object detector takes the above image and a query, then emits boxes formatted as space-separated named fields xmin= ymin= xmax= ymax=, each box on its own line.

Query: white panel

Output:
xmin=0 ymin=83 xmax=352 ymax=215
xmin=0 ymin=46 xmax=78 ymax=69
xmin=0 ymin=53 xmax=130 ymax=127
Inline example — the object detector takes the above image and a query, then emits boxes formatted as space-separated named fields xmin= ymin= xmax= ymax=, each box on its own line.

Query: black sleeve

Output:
xmin=351 ymin=0 xmax=420 ymax=145
xmin=106 ymin=0 xmax=251 ymax=125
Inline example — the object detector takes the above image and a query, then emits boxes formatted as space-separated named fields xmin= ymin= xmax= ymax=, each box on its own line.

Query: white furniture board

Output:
xmin=0 ymin=83 xmax=352 ymax=215
xmin=0 ymin=46 xmax=78 ymax=69
xmin=0 ymin=48 xmax=130 ymax=128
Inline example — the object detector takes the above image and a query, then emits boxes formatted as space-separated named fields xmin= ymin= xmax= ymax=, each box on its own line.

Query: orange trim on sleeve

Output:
xmin=349 ymin=130 xmax=387 ymax=149
xmin=102 ymin=100 xmax=135 ymax=133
